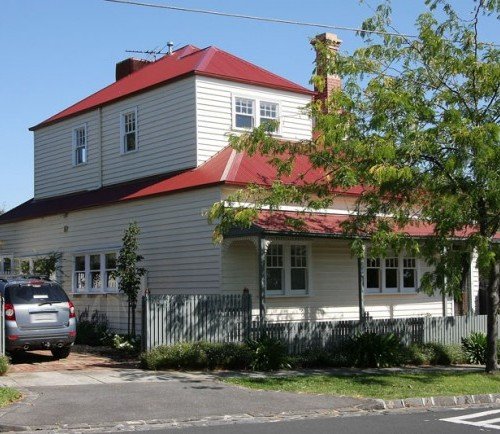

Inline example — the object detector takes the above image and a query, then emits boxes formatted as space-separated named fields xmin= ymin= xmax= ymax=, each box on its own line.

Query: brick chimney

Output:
xmin=311 ymin=33 xmax=342 ymax=106
xmin=115 ymin=58 xmax=152 ymax=81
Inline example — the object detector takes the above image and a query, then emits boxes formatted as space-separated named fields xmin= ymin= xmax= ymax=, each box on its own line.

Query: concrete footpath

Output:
xmin=1 ymin=367 xmax=499 ymax=432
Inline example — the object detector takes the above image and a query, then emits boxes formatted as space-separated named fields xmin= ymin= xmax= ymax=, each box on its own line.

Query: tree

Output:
xmin=33 ymin=252 xmax=63 ymax=280
xmin=209 ymin=1 xmax=499 ymax=371
xmin=114 ymin=222 xmax=146 ymax=337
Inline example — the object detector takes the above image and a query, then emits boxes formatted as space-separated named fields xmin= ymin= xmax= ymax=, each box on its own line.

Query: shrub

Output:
xmin=140 ymin=342 xmax=206 ymax=370
xmin=404 ymin=343 xmax=466 ymax=365
xmin=246 ymin=336 xmax=290 ymax=371
xmin=346 ymin=332 xmax=405 ymax=368
xmin=296 ymin=349 xmax=350 ymax=369
xmin=110 ymin=334 xmax=141 ymax=354
xmin=75 ymin=309 xmax=110 ymax=346
xmin=140 ymin=342 xmax=252 ymax=370
xmin=198 ymin=342 xmax=253 ymax=370
xmin=462 ymin=332 xmax=487 ymax=365
xmin=0 ymin=356 xmax=9 ymax=375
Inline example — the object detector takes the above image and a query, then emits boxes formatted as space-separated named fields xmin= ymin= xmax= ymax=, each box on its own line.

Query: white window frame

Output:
xmin=72 ymin=252 xmax=118 ymax=293
xmin=366 ymin=253 xmax=419 ymax=294
xmin=120 ymin=107 xmax=138 ymax=154
xmin=259 ymin=100 xmax=280 ymax=133
xmin=72 ymin=124 xmax=88 ymax=166
xmin=0 ymin=255 xmax=14 ymax=275
xmin=265 ymin=241 xmax=311 ymax=297
xmin=232 ymin=95 xmax=280 ymax=134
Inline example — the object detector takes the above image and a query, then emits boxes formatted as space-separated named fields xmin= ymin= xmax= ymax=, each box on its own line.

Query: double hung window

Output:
xmin=265 ymin=242 xmax=310 ymax=295
xmin=121 ymin=109 xmax=137 ymax=153
xmin=235 ymin=98 xmax=254 ymax=129
xmin=72 ymin=125 xmax=87 ymax=166
xmin=0 ymin=256 xmax=13 ymax=274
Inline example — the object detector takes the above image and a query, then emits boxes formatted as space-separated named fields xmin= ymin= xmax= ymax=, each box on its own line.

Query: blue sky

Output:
xmin=1 ymin=0 xmax=498 ymax=211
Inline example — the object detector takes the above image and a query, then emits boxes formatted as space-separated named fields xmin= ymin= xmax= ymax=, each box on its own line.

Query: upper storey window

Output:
xmin=72 ymin=125 xmax=87 ymax=166
xmin=234 ymin=97 xmax=280 ymax=133
xmin=259 ymin=101 xmax=279 ymax=132
xmin=121 ymin=108 xmax=137 ymax=153
xmin=235 ymin=98 xmax=254 ymax=129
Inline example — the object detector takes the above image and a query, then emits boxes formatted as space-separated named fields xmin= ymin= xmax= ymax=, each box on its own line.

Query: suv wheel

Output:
xmin=51 ymin=347 xmax=71 ymax=359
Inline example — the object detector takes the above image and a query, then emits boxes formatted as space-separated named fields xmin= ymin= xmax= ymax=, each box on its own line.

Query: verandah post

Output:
xmin=258 ymin=236 xmax=267 ymax=337
xmin=357 ymin=243 xmax=366 ymax=321
xmin=141 ymin=293 xmax=150 ymax=352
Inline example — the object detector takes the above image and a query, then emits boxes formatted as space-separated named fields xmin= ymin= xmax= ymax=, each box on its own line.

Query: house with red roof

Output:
xmin=0 ymin=34 xmax=478 ymax=331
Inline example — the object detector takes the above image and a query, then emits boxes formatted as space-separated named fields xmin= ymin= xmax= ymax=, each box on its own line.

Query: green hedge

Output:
xmin=141 ymin=332 xmax=494 ymax=371
xmin=140 ymin=342 xmax=253 ymax=370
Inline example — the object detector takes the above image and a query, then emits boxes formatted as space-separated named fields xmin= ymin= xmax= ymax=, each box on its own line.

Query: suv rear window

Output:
xmin=5 ymin=283 xmax=69 ymax=305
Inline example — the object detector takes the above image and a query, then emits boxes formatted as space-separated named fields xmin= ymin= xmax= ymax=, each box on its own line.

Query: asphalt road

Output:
xmin=137 ymin=408 xmax=500 ymax=433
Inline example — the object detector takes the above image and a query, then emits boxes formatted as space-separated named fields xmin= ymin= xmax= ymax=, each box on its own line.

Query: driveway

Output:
xmin=0 ymin=368 xmax=379 ymax=431
xmin=8 ymin=346 xmax=138 ymax=373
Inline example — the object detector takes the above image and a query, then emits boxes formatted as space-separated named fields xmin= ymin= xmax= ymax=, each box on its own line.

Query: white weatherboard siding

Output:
xmin=101 ymin=77 xmax=197 ymax=186
xmin=0 ymin=187 xmax=221 ymax=330
xmin=196 ymin=76 xmax=312 ymax=165
xmin=34 ymin=77 xmax=197 ymax=199
xmin=34 ymin=110 xmax=101 ymax=199
xmin=222 ymin=238 xmax=453 ymax=322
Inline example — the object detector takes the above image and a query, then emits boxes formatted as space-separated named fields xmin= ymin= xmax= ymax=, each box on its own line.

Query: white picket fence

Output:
xmin=141 ymin=292 xmax=497 ymax=355
xmin=255 ymin=315 xmax=497 ymax=354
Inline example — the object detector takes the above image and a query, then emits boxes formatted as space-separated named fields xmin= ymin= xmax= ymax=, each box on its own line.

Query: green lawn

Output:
xmin=223 ymin=372 xmax=500 ymax=400
xmin=0 ymin=387 xmax=21 ymax=407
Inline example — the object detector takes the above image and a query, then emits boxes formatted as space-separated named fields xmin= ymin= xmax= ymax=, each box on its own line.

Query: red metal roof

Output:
xmin=0 ymin=147 xmax=361 ymax=224
xmin=2 ymin=148 xmax=499 ymax=242
xmin=31 ymin=45 xmax=313 ymax=130
xmin=251 ymin=211 xmax=500 ymax=240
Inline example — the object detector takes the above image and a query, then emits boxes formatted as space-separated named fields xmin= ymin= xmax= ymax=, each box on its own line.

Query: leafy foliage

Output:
xmin=114 ymin=222 xmax=146 ymax=337
xmin=75 ymin=309 xmax=110 ymax=346
xmin=404 ymin=343 xmax=466 ymax=365
xmin=33 ymin=252 xmax=63 ymax=279
xmin=0 ymin=356 xmax=9 ymax=376
xmin=140 ymin=342 xmax=253 ymax=370
xmin=462 ymin=332 xmax=488 ymax=364
xmin=246 ymin=336 xmax=290 ymax=371
xmin=208 ymin=0 xmax=500 ymax=372
xmin=346 ymin=332 xmax=405 ymax=368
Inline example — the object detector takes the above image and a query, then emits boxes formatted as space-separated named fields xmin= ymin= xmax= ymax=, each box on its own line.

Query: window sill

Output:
xmin=71 ymin=290 xmax=122 ymax=296
xmin=72 ymin=162 xmax=88 ymax=168
xmin=366 ymin=291 xmax=419 ymax=296
xmin=120 ymin=149 xmax=138 ymax=156
xmin=231 ymin=127 xmax=282 ymax=137
xmin=265 ymin=292 xmax=310 ymax=298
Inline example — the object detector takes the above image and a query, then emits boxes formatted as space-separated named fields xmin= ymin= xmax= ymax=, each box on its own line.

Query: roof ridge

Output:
xmin=194 ymin=46 xmax=218 ymax=72
xmin=178 ymin=45 xmax=209 ymax=60
xmin=214 ymin=47 xmax=310 ymax=92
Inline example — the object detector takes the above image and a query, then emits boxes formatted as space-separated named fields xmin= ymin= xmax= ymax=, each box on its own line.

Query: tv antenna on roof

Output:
xmin=125 ymin=41 xmax=175 ymax=60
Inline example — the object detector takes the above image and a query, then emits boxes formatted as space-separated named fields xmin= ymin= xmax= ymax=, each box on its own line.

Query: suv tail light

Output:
xmin=68 ymin=301 xmax=76 ymax=319
xmin=5 ymin=303 xmax=16 ymax=321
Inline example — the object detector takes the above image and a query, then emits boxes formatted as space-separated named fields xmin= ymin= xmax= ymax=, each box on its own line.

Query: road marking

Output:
xmin=441 ymin=409 xmax=500 ymax=430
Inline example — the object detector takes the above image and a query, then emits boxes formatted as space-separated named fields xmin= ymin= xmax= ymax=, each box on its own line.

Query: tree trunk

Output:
xmin=485 ymin=260 xmax=499 ymax=373
xmin=131 ymin=301 xmax=137 ymax=338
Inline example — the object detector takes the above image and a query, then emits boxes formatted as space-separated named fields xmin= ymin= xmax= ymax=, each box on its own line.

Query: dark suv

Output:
xmin=0 ymin=277 xmax=77 ymax=359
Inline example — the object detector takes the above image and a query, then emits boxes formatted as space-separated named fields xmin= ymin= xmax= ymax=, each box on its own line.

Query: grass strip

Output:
xmin=0 ymin=387 xmax=21 ymax=408
xmin=223 ymin=372 xmax=500 ymax=400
